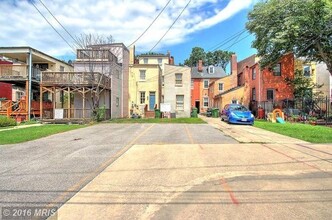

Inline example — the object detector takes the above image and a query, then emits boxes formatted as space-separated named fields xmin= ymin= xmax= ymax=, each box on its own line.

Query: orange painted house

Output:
xmin=191 ymin=60 xmax=227 ymax=113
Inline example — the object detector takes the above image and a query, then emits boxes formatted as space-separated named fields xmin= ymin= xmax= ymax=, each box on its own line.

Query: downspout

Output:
xmin=258 ymin=67 xmax=261 ymax=103
xmin=28 ymin=49 xmax=32 ymax=120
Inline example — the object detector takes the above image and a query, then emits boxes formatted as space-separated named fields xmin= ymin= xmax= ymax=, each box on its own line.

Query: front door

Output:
xmin=195 ymin=100 xmax=200 ymax=113
xmin=149 ymin=92 xmax=156 ymax=110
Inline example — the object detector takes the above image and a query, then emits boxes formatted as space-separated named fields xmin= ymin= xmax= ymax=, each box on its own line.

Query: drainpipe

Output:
xmin=258 ymin=67 xmax=261 ymax=103
xmin=28 ymin=49 xmax=32 ymax=120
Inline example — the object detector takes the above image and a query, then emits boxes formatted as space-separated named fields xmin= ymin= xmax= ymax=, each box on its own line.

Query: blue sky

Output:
xmin=0 ymin=0 xmax=258 ymax=68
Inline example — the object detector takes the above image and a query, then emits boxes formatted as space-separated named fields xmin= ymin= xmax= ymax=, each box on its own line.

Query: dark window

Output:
xmin=273 ymin=63 xmax=281 ymax=76
xmin=303 ymin=66 xmax=310 ymax=77
xmin=267 ymin=89 xmax=274 ymax=100
xmin=252 ymin=67 xmax=256 ymax=80
xmin=252 ymin=88 xmax=256 ymax=101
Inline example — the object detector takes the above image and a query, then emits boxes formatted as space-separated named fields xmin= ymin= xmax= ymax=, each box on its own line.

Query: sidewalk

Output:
xmin=200 ymin=115 xmax=309 ymax=144
xmin=0 ymin=123 xmax=43 ymax=132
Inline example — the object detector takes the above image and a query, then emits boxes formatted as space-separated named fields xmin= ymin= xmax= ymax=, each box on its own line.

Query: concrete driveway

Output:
xmin=0 ymin=121 xmax=331 ymax=220
xmin=53 ymin=120 xmax=331 ymax=220
xmin=0 ymin=123 xmax=234 ymax=209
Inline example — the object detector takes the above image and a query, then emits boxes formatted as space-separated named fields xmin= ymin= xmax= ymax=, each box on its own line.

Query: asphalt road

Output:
xmin=0 ymin=123 xmax=236 ymax=209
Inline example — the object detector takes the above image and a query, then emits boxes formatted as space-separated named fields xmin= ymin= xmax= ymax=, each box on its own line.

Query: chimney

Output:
xmin=198 ymin=60 xmax=203 ymax=72
xmin=231 ymin=54 xmax=237 ymax=75
xmin=169 ymin=56 xmax=174 ymax=65
xmin=129 ymin=45 xmax=135 ymax=65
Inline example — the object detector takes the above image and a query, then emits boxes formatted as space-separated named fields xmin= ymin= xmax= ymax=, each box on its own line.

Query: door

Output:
xmin=149 ymin=92 xmax=156 ymax=110
xmin=195 ymin=101 xmax=200 ymax=113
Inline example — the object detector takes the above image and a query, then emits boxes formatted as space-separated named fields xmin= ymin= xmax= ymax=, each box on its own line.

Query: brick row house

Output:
xmin=211 ymin=53 xmax=296 ymax=116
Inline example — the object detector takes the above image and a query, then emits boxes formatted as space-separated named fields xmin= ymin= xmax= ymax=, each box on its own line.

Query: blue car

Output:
xmin=221 ymin=104 xmax=254 ymax=125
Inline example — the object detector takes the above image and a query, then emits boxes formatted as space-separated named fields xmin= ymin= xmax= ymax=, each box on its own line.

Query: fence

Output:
xmin=250 ymin=96 xmax=332 ymax=126
xmin=41 ymin=108 xmax=111 ymax=120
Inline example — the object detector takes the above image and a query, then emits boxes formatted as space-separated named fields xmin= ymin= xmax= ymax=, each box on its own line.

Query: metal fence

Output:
xmin=250 ymin=96 xmax=332 ymax=126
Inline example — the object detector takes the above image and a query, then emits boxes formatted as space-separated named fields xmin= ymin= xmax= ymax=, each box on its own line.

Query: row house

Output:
xmin=128 ymin=46 xmax=192 ymax=118
xmin=191 ymin=60 xmax=227 ymax=113
xmin=212 ymin=53 xmax=296 ymax=115
xmin=0 ymin=47 xmax=73 ymax=121
xmin=164 ymin=64 xmax=191 ymax=118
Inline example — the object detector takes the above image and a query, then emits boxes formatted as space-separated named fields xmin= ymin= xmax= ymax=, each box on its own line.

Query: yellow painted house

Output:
xmin=128 ymin=47 xmax=162 ymax=117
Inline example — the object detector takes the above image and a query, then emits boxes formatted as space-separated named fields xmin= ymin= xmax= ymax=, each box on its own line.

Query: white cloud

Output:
xmin=0 ymin=0 xmax=255 ymax=57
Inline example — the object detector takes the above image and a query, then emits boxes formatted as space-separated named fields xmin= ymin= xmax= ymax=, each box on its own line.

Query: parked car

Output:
xmin=221 ymin=104 xmax=254 ymax=125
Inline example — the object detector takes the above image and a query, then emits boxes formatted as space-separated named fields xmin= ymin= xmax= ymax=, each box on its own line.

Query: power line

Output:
xmin=31 ymin=1 xmax=76 ymax=54
xmin=37 ymin=0 xmax=81 ymax=48
xmin=128 ymin=0 xmax=172 ymax=47
xmin=149 ymin=0 xmax=192 ymax=52
xmin=209 ymin=29 xmax=248 ymax=52
xmin=224 ymin=33 xmax=251 ymax=50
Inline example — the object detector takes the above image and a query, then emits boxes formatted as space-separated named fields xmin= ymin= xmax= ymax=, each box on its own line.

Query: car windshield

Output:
xmin=230 ymin=105 xmax=248 ymax=111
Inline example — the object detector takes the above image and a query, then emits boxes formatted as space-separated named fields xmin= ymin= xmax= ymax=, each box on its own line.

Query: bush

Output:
xmin=0 ymin=116 xmax=17 ymax=127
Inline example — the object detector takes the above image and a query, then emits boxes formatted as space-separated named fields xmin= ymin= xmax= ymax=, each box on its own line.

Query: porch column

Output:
xmin=27 ymin=49 xmax=32 ymax=120
xmin=68 ymin=87 xmax=71 ymax=119
xmin=83 ymin=87 xmax=85 ymax=119
xmin=40 ymin=86 xmax=43 ymax=120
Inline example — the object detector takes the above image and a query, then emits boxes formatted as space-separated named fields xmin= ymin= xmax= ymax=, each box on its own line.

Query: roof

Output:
xmin=191 ymin=66 xmax=227 ymax=79
xmin=0 ymin=46 xmax=72 ymax=66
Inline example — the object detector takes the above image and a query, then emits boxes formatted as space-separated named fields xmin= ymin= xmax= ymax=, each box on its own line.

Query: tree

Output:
xmin=184 ymin=47 xmax=233 ymax=71
xmin=74 ymin=33 xmax=115 ymax=120
xmin=184 ymin=47 xmax=206 ymax=67
xmin=286 ymin=69 xmax=323 ymax=99
xmin=206 ymin=50 xmax=234 ymax=71
xmin=246 ymin=0 xmax=332 ymax=75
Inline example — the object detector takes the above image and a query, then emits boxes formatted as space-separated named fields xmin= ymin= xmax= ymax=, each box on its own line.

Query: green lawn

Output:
xmin=254 ymin=120 xmax=332 ymax=143
xmin=0 ymin=125 xmax=86 ymax=145
xmin=109 ymin=117 xmax=206 ymax=124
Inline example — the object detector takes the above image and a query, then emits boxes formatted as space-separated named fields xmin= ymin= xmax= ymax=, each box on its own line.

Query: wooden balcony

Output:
xmin=41 ymin=71 xmax=111 ymax=88
xmin=0 ymin=64 xmax=41 ymax=82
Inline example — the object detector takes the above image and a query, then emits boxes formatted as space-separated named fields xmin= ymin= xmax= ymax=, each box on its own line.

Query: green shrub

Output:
xmin=0 ymin=116 xmax=16 ymax=127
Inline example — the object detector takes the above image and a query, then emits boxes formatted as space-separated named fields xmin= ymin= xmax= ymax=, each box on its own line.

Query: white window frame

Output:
xmin=218 ymin=83 xmax=224 ymax=92
xmin=175 ymin=73 xmax=183 ymax=86
xmin=209 ymin=66 xmax=214 ymax=74
xmin=176 ymin=95 xmax=184 ymax=110
xmin=139 ymin=70 xmax=146 ymax=81
xmin=303 ymin=65 xmax=311 ymax=77
xmin=143 ymin=58 xmax=148 ymax=64
xmin=203 ymin=97 xmax=208 ymax=108
xmin=203 ymin=79 xmax=209 ymax=89
xmin=140 ymin=91 xmax=145 ymax=104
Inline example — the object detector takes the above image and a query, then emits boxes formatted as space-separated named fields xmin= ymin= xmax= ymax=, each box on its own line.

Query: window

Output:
xmin=191 ymin=79 xmax=194 ymax=89
xmin=175 ymin=73 xmax=182 ymax=86
xmin=218 ymin=83 xmax=224 ymax=92
xmin=267 ymin=89 xmax=274 ymax=100
xmin=158 ymin=58 xmax=162 ymax=65
xmin=143 ymin=58 xmax=148 ymax=64
xmin=273 ymin=63 xmax=281 ymax=76
xmin=116 ymin=70 xmax=120 ymax=79
xmin=116 ymin=97 xmax=120 ymax=107
xmin=16 ymin=91 xmax=23 ymax=101
xmin=252 ymin=67 xmax=256 ymax=80
xmin=140 ymin=92 xmax=145 ymax=104
xmin=232 ymin=99 xmax=238 ymax=104
xmin=209 ymin=66 xmax=214 ymax=74
xmin=203 ymin=97 xmax=208 ymax=108
xmin=176 ymin=95 xmax=184 ymax=110
xmin=303 ymin=65 xmax=310 ymax=77
xmin=139 ymin=70 xmax=146 ymax=80
xmin=60 ymin=66 xmax=65 ymax=72
xmin=203 ymin=79 xmax=209 ymax=89
xmin=252 ymin=88 xmax=256 ymax=101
